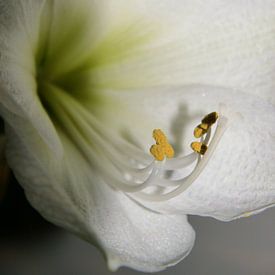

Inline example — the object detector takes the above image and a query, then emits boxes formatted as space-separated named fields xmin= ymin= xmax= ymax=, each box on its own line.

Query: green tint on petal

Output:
xmin=54 ymin=24 xmax=157 ymax=91
xmin=35 ymin=1 xmax=159 ymax=124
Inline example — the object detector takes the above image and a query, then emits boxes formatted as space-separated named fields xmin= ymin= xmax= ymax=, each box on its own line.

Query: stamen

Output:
xmin=201 ymin=112 xmax=219 ymax=125
xmin=194 ymin=123 xmax=209 ymax=138
xmin=133 ymin=115 xmax=228 ymax=202
xmin=125 ymin=110 xmax=230 ymax=203
xmin=193 ymin=111 xmax=218 ymax=138
xmin=191 ymin=111 xmax=219 ymax=154
xmin=42 ymin=83 xmax=228 ymax=203
xmin=191 ymin=142 xmax=208 ymax=155
xmin=150 ymin=129 xmax=174 ymax=161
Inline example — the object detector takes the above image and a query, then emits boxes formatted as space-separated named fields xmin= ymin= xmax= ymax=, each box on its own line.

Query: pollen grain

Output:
xmin=150 ymin=129 xmax=174 ymax=161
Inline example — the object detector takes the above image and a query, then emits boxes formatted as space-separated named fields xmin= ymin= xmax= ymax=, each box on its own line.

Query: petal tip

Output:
xmin=106 ymin=254 xmax=122 ymax=272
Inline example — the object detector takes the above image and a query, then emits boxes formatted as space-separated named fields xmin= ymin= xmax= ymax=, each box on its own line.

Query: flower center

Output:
xmin=34 ymin=6 xmax=158 ymax=145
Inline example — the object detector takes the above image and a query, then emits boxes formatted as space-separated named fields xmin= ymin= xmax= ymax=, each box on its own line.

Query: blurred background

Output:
xmin=0 ymin=175 xmax=274 ymax=275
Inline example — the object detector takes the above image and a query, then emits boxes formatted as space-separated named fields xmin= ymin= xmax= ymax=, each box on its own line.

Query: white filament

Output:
xmin=134 ymin=117 xmax=228 ymax=201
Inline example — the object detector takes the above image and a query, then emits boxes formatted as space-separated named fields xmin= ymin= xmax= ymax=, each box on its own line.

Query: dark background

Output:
xmin=1 ymin=176 xmax=274 ymax=275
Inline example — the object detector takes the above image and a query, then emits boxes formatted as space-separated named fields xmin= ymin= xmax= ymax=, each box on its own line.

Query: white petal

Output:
xmin=114 ymin=85 xmax=275 ymax=221
xmin=101 ymin=1 xmax=275 ymax=104
xmin=151 ymin=0 xmax=275 ymax=104
xmin=5 ymin=121 xmax=195 ymax=272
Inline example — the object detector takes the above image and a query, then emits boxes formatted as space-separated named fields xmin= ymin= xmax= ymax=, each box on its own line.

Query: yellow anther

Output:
xmin=150 ymin=145 xmax=165 ymax=161
xmin=150 ymin=129 xmax=174 ymax=161
xmin=201 ymin=112 xmax=219 ymax=126
xmin=163 ymin=143 xmax=174 ymax=158
xmin=194 ymin=123 xmax=209 ymax=138
xmin=193 ymin=112 xmax=218 ymax=139
xmin=199 ymin=123 xmax=209 ymax=130
xmin=191 ymin=142 xmax=208 ymax=155
xmin=152 ymin=129 xmax=168 ymax=145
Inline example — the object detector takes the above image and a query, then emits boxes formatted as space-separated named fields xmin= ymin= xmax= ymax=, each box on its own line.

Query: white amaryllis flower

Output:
xmin=1 ymin=0 xmax=275 ymax=272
